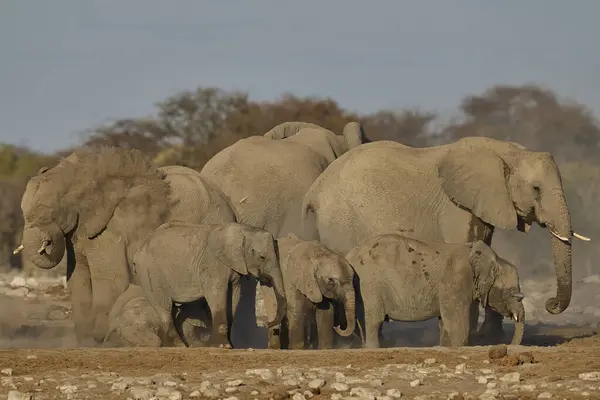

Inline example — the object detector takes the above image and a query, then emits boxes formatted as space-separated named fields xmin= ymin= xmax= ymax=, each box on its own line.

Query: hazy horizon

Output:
xmin=1 ymin=1 xmax=598 ymax=153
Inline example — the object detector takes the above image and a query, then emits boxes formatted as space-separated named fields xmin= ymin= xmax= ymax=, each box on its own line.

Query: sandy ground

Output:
xmin=1 ymin=272 xmax=600 ymax=399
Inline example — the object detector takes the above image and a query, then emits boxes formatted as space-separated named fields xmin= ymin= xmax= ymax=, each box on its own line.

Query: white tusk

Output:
xmin=514 ymin=315 xmax=519 ymax=322
xmin=239 ymin=196 xmax=249 ymax=204
xmin=549 ymin=230 xmax=570 ymax=242
xmin=37 ymin=240 xmax=50 ymax=255
xmin=12 ymin=244 xmax=24 ymax=255
xmin=573 ymin=232 xmax=591 ymax=241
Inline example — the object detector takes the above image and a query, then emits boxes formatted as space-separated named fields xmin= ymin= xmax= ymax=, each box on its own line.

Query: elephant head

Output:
xmin=286 ymin=239 xmax=356 ymax=337
xmin=213 ymin=223 xmax=287 ymax=328
xmin=14 ymin=148 xmax=172 ymax=272
xmin=469 ymin=240 xmax=525 ymax=345
xmin=437 ymin=137 xmax=590 ymax=315
xmin=263 ymin=121 xmax=370 ymax=163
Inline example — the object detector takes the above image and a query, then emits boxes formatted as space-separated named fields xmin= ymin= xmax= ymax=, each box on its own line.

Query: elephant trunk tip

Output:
xmin=545 ymin=296 xmax=571 ymax=315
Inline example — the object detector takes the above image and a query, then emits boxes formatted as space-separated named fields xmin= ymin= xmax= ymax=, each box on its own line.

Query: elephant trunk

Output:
xmin=266 ymin=265 xmax=287 ymax=328
xmin=18 ymin=224 xmax=66 ymax=270
xmin=334 ymin=289 xmax=356 ymax=337
xmin=510 ymin=301 xmax=525 ymax=345
xmin=544 ymin=191 xmax=573 ymax=315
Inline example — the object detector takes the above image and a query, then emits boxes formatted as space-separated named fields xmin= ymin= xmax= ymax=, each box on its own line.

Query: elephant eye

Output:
xmin=259 ymin=255 xmax=266 ymax=261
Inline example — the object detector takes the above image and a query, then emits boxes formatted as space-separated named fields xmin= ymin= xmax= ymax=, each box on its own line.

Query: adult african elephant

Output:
xmin=200 ymin=121 xmax=369 ymax=347
xmin=14 ymin=147 xmax=237 ymax=345
xmin=301 ymin=137 xmax=590 ymax=342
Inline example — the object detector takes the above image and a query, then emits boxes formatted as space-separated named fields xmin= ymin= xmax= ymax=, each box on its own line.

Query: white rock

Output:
xmin=292 ymin=394 xmax=306 ymax=400
xmin=227 ymin=379 xmax=244 ymax=387
xmin=303 ymin=390 xmax=314 ymax=398
xmin=162 ymin=380 xmax=177 ymax=387
xmin=7 ymin=391 xmax=32 ymax=400
xmin=25 ymin=278 xmax=39 ymax=288
xmin=245 ymin=368 xmax=274 ymax=381
xmin=455 ymin=363 xmax=466 ymax=373
xmin=477 ymin=376 xmax=488 ymax=384
xmin=9 ymin=276 xmax=26 ymax=288
xmin=111 ymin=381 xmax=130 ymax=391
xmin=1 ymin=368 xmax=13 ymax=376
xmin=520 ymin=384 xmax=537 ymax=392
xmin=410 ymin=379 xmax=421 ymax=387
xmin=223 ymin=397 xmax=239 ymax=400
xmin=537 ymin=392 xmax=553 ymax=399
xmin=499 ymin=372 xmax=520 ymax=382
xmin=350 ymin=387 xmax=379 ymax=399
xmin=168 ymin=391 xmax=182 ymax=400
xmin=334 ymin=372 xmax=346 ymax=382
xmin=188 ymin=391 xmax=200 ymax=398
xmin=447 ymin=392 xmax=460 ymax=399
xmin=128 ymin=386 xmax=155 ymax=400
xmin=424 ymin=358 xmax=437 ymax=364
xmin=486 ymin=382 xmax=497 ymax=389
xmin=225 ymin=387 xmax=238 ymax=393
xmin=249 ymin=390 xmax=259 ymax=396
xmin=330 ymin=394 xmax=343 ymax=400
xmin=58 ymin=384 xmax=78 ymax=394
xmin=370 ymin=379 xmax=383 ymax=387
xmin=308 ymin=379 xmax=325 ymax=390
xmin=386 ymin=388 xmax=402 ymax=398
xmin=579 ymin=372 xmax=600 ymax=381
xmin=200 ymin=388 xmax=220 ymax=398
xmin=330 ymin=382 xmax=349 ymax=391
xmin=284 ymin=379 xmax=299 ymax=386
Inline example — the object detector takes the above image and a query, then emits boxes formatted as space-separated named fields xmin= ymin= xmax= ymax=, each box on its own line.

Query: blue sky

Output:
xmin=1 ymin=1 xmax=598 ymax=153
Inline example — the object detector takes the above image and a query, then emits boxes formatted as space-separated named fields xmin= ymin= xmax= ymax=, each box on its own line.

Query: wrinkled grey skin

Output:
xmin=346 ymin=233 xmax=525 ymax=348
xmin=15 ymin=148 xmax=237 ymax=345
xmin=132 ymin=222 xmax=287 ymax=348
xmin=303 ymin=137 xmax=588 ymax=343
xmin=201 ymin=121 xmax=369 ymax=347
xmin=261 ymin=234 xmax=356 ymax=350
xmin=103 ymin=284 xmax=180 ymax=347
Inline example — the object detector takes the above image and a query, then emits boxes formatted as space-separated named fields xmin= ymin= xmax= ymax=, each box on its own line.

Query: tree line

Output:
xmin=3 ymin=83 xmax=600 ymax=278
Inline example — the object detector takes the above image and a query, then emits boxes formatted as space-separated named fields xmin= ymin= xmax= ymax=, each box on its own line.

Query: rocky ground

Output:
xmin=0 ymin=271 xmax=599 ymax=400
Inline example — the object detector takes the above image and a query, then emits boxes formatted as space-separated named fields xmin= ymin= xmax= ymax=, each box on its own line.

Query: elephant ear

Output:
xmin=288 ymin=245 xmax=323 ymax=304
xmin=437 ymin=147 xmax=517 ymax=230
xmin=79 ymin=179 xmax=128 ymax=239
xmin=211 ymin=224 xmax=249 ymax=276
xmin=468 ymin=240 xmax=499 ymax=305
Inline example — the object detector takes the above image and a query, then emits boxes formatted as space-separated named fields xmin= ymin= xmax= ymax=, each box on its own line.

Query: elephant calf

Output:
xmin=346 ymin=233 xmax=525 ymax=348
xmin=103 ymin=284 xmax=181 ymax=347
xmin=258 ymin=234 xmax=357 ymax=350
xmin=132 ymin=221 xmax=287 ymax=348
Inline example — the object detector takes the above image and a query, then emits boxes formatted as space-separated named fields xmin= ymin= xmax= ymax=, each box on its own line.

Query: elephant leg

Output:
xmin=438 ymin=317 xmax=450 ymax=347
xmin=120 ymin=325 xmax=162 ymax=347
xmin=315 ymin=302 xmax=334 ymax=349
xmin=205 ymin=290 xmax=231 ymax=348
xmin=67 ymin=249 xmax=95 ymax=345
xmin=478 ymin=307 xmax=505 ymax=344
xmin=84 ymin=233 xmax=130 ymax=343
xmin=440 ymin=305 xmax=470 ymax=348
xmin=286 ymin=302 xmax=306 ymax=350
xmin=363 ymin=301 xmax=384 ymax=349
xmin=268 ymin=326 xmax=282 ymax=350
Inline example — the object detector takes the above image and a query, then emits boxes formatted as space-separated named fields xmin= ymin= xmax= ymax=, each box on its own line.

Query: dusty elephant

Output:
xmin=14 ymin=147 xmax=237 ymax=345
xmin=201 ymin=121 xmax=369 ymax=347
xmin=103 ymin=284 xmax=181 ymax=347
xmin=302 ymin=137 xmax=589 ymax=343
xmin=346 ymin=233 xmax=525 ymax=348
xmin=259 ymin=233 xmax=356 ymax=350
xmin=132 ymin=221 xmax=287 ymax=348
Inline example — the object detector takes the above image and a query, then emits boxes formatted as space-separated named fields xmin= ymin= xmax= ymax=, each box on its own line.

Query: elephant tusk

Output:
xmin=549 ymin=230 xmax=570 ymax=242
xmin=12 ymin=244 xmax=24 ymax=255
xmin=239 ymin=196 xmax=248 ymax=204
xmin=37 ymin=240 xmax=50 ymax=255
xmin=514 ymin=315 xmax=519 ymax=322
xmin=573 ymin=232 xmax=591 ymax=241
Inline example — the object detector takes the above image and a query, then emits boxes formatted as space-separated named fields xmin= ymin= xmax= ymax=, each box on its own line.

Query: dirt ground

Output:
xmin=1 ymin=273 xmax=600 ymax=399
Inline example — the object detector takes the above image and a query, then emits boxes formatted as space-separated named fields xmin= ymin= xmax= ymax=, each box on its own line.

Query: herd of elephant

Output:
xmin=12 ymin=121 xmax=591 ymax=350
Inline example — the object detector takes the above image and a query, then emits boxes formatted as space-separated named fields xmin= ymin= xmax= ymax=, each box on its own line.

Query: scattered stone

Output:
xmin=537 ymin=392 xmax=553 ymax=399
xmin=488 ymin=344 xmax=508 ymax=359
xmin=129 ymin=386 xmax=155 ymax=400
xmin=424 ymin=358 xmax=437 ymax=364
xmin=330 ymin=382 xmax=349 ymax=391
xmin=227 ymin=379 xmax=244 ymax=387
xmin=386 ymin=388 xmax=402 ymax=398
xmin=518 ymin=352 xmax=535 ymax=364
xmin=499 ymin=372 xmax=520 ymax=383
xmin=7 ymin=391 xmax=32 ymax=400
xmin=1 ymin=368 xmax=13 ymax=376
xmin=58 ymin=384 xmax=78 ymax=394
xmin=308 ymin=379 xmax=325 ymax=390
xmin=579 ymin=372 xmax=600 ymax=381
xmin=410 ymin=379 xmax=421 ymax=387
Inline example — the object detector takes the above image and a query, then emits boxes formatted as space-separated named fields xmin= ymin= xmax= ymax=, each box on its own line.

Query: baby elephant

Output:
xmin=103 ymin=284 xmax=180 ymax=347
xmin=346 ymin=233 xmax=525 ymax=348
xmin=132 ymin=222 xmax=287 ymax=348
xmin=260 ymin=234 xmax=357 ymax=349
